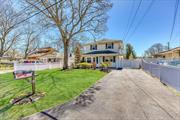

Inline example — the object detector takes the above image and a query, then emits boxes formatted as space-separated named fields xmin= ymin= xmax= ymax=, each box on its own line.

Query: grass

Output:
xmin=0 ymin=69 xmax=106 ymax=120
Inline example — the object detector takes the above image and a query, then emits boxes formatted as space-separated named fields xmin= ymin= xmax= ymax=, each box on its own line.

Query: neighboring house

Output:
xmin=82 ymin=39 xmax=124 ymax=68
xmin=153 ymin=46 xmax=180 ymax=59
xmin=27 ymin=47 xmax=63 ymax=63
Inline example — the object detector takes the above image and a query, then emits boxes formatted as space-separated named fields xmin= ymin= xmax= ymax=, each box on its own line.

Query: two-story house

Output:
xmin=82 ymin=39 xmax=124 ymax=68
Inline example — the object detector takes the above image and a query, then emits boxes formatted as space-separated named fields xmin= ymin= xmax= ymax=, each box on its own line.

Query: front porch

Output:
xmin=82 ymin=54 xmax=123 ymax=68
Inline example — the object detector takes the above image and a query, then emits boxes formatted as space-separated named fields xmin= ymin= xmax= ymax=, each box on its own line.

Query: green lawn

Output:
xmin=0 ymin=69 xmax=106 ymax=120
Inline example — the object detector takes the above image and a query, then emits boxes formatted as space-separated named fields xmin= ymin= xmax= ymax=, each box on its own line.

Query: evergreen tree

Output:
xmin=126 ymin=43 xmax=136 ymax=59
xmin=74 ymin=44 xmax=81 ymax=65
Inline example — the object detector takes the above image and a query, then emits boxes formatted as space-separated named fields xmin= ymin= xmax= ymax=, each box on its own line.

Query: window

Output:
xmin=90 ymin=44 xmax=97 ymax=50
xmin=113 ymin=56 xmax=116 ymax=62
xmin=106 ymin=43 xmax=114 ymax=49
xmin=82 ymin=57 xmax=85 ymax=62
xmin=87 ymin=58 xmax=91 ymax=63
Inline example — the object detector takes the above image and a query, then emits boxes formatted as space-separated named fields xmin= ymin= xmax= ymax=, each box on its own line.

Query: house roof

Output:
xmin=28 ymin=47 xmax=60 ymax=59
xmin=83 ymin=39 xmax=123 ymax=46
xmin=84 ymin=50 xmax=118 ymax=55
xmin=155 ymin=46 xmax=180 ymax=55
xmin=29 ymin=47 xmax=58 ymax=55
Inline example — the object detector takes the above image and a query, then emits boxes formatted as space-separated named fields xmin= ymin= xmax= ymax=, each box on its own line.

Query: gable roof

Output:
xmin=156 ymin=46 xmax=180 ymax=55
xmin=28 ymin=47 xmax=59 ymax=58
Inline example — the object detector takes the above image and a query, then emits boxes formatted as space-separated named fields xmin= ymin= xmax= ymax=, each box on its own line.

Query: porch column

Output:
xmin=98 ymin=56 xmax=100 ymax=67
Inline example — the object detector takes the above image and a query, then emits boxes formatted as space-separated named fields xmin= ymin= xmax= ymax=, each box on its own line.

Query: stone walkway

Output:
xmin=24 ymin=69 xmax=180 ymax=120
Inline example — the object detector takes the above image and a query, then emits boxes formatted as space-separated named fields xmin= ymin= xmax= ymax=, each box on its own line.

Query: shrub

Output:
xmin=92 ymin=62 xmax=96 ymax=69
xmin=79 ymin=62 xmax=92 ymax=69
xmin=100 ymin=62 xmax=108 ymax=68
xmin=100 ymin=62 xmax=111 ymax=68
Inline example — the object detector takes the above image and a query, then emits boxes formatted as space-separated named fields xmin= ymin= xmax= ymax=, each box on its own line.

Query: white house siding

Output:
xmin=83 ymin=43 xmax=122 ymax=53
xmin=82 ymin=40 xmax=124 ymax=68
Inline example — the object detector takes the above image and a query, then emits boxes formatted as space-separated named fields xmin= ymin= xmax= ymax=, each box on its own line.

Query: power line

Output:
xmin=121 ymin=0 xmax=135 ymax=41
xmin=12 ymin=1 xmax=43 ymax=18
xmin=123 ymin=0 xmax=143 ymax=42
xmin=126 ymin=0 xmax=155 ymax=41
xmin=169 ymin=0 xmax=179 ymax=42
xmin=10 ymin=0 xmax=62 ymax=29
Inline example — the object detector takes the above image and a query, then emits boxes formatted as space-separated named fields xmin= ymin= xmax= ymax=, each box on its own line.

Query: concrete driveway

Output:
xmin=24 ymin=69 xmax=180 ymax=120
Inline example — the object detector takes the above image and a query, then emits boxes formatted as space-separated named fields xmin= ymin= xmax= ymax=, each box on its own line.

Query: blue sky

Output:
xmin=104 ymin=0 xmax=180 ymax=56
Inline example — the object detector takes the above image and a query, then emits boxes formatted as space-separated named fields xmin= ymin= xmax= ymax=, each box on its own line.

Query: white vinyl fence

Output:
xmin=118 ymin=59 xmax=141 ymax=69
xmin=14 ymin=62 xmax=63 ymax=71
xmin=142 ymin=60 xmax=180 ymax=91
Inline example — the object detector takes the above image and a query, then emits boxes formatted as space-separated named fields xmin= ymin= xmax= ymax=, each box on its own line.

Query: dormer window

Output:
xmin=90 ymin=44 xmax=97 ymax=50
xmin=106 ymin=43 xmax=114 ymax=49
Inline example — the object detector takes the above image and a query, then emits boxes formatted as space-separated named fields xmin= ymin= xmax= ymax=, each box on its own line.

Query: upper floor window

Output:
xmin=106 ymin=43 xmax=114 ymax=49
xmin=90 ymin=44 xmax=97 ymax=50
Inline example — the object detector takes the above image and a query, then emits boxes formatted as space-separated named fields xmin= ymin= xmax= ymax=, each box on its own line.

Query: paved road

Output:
xmin=24 ymin=69 xmax=180 ymax=120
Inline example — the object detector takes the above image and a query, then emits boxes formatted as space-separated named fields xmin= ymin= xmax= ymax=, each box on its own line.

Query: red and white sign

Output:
xmin=13 ymin=71 xmax=34 ymax=79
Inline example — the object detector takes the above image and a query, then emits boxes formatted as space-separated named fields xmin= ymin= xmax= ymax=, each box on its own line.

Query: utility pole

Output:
xmin=167 ymin=42 xmax=170 ymax=50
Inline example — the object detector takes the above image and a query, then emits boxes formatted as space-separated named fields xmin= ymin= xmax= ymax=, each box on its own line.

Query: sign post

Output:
xmin=13 ymin=70 xmax=36 ymax=95
xmin=31 ymin=71 xmax=35 ymax=94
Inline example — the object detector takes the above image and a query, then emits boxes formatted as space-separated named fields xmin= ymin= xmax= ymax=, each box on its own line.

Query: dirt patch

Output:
xmin=74 ymin=85 xmax=101 ymax=106
xmin=11 ymin=92 xmax=45 ymax=105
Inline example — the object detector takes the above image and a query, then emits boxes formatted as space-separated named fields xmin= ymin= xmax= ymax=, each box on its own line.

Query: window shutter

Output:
xmin=90 ymin=45 xmax=92 ymax=50
xmin=106 ymin=43 xmax=107 ymax=49
xmin=112 ymin=43 xmax=114 ymax=49
xmin=95 ymin=44 xmax=97 ymax=50
xmin=103 ymin=56 xmax=105 ymax=62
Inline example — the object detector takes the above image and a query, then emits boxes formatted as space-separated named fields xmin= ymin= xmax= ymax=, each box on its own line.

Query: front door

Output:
xmin=96 ymin=57 xmax=98 ymax=64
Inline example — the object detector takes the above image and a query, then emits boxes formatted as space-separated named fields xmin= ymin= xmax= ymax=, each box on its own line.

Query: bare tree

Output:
xmin=24 ymin=0 xmax=112 ymax=69
xmin=20 ymin=26 xmax=40 ymax=59
xmin=144 ymin=43 xmax=168 ymax=57
xmin=0 ymin=1 xmax=22 ymax=57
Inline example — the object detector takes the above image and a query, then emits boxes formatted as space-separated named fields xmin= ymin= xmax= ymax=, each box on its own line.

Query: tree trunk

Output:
xmin=63 ymin=42 xmax=69 ymax=70
xmin=24 ymin=53 xmax=28 ymax=59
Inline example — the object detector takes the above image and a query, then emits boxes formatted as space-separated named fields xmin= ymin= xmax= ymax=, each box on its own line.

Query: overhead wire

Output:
xmin=9 ymin=0 xmax=62 ymax=30
xmin=11 ymin=0 xmax=43 ymax=19
xmin=169 ymin=0 xmax=179 ymax=42
xmin=121 ymin=0 xmax=135 ymax=41
xmin=123 ymin=0 xmax=143 ymax=43
xmin=126 ymin=0 xmax=155 ymax=41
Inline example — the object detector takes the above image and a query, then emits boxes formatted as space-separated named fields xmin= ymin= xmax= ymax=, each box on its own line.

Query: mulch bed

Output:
xmin=10 ymin=92 xmax=45 ymax=105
